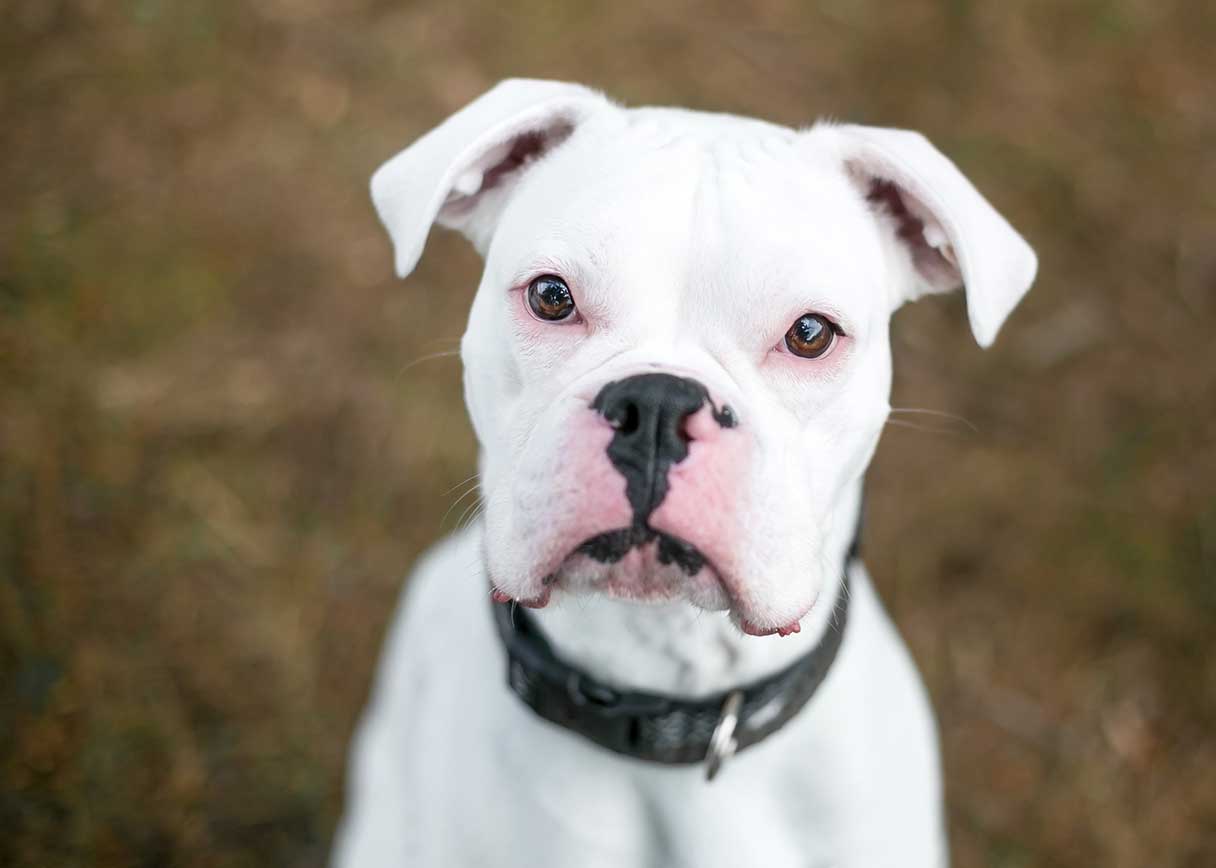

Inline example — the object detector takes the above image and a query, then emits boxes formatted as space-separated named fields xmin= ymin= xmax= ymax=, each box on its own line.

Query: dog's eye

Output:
xmin=527 ymin=274 xmax=577 ymax=322
xmin=784 ymin=313 xmax=839 ymax=359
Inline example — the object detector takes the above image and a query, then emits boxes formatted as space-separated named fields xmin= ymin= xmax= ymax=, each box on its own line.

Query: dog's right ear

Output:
xmin=830 ymin=125 xmax=1038 ymax=348
xmin=371 ymin=79 xmax=611 ymax=278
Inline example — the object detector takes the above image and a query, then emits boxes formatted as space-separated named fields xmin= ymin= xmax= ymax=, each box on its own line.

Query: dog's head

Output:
xmin=373 ymin=80 xmax=1036 ymax=635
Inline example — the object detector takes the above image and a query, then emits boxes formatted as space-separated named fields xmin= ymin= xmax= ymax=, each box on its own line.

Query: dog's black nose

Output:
xmin=592 ymin=373 xmax=722 ymax=522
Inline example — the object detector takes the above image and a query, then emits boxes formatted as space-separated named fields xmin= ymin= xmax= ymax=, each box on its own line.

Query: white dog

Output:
xmin=332 ymin=79 xmax=1036 ymax=868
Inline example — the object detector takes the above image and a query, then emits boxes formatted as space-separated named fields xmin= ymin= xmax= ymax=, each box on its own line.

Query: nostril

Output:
xmin=609 ymin=402 xmax=640 ymax=434
xmin=622 ymin=402 xmax=640 ymax=434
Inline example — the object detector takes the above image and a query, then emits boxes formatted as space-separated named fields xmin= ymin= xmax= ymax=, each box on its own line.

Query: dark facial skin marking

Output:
xmin=712 ymin=403 xmax=737 ymax=429
xmin=576 ymin=527 xmax=652 ymax=563
xmin=576 ymin=527 xmax=706 ymax=577
xmin=655 ymin=533 xmax=706 ymax=575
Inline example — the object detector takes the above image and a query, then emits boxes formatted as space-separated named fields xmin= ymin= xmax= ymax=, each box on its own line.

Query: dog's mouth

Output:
xmin=575 ymin=526 xmax=707 ymax=576
xmin=489 ymin=526 xmax=723 ymax=609
xmin=538 ymin=524 xmax=742 ymax=613
xmin=490 ymin=526 xmax=809 ymax=638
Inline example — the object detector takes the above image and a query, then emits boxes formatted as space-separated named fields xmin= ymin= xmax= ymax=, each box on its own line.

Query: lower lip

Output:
xmin=740 ymin=619 xmax=802 ymax=637
xmin=490 ymin=585 xmax=552 ymax=609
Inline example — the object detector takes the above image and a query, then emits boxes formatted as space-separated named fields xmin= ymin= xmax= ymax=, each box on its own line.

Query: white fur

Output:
xmin=334 ymin=79 xmax=1037 ymax=867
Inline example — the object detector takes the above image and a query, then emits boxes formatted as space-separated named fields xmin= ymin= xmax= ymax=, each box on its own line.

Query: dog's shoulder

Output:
xmin=366 ymin=527 xmax=487 ymax=700
xmin=403 ymin=525 xmax=485 ymax=610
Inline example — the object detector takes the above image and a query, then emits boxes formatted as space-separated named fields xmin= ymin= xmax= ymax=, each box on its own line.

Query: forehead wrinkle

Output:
xmin=680 ymin=135 xmax=787 ymax=338
xmin=684 ymin=137 xmax=809 ymax=320
xmin=695 ymin=147 xmax=883 ymax=323
xmin=680 ymin=140 xmax=725 ymax=320
xmin=558 ymin=132 xmax=704 ymax=332
xmin=504 ymin=128 xmax=698 ymax=268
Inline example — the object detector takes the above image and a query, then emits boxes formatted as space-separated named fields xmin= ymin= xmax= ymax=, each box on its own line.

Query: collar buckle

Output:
xmin=704 ymin=690 xmax=744 ymax=782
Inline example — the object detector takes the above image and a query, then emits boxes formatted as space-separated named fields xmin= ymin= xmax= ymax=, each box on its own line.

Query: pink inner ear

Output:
xmin=481 ymin=125 xmax=568 ymax=190
xmin=864 ymin=177 xmax=961 ymax=292
xmin=442 ymin=119 xmax=577 ymax=223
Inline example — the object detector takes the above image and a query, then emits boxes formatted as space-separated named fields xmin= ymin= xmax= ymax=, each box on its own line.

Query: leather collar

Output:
xmin=491 ymin=517 xmax=860 ymax=779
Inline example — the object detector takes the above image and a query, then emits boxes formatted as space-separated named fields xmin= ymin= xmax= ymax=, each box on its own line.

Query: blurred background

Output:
xmin=2 ymin=1 xmax=1214 ymax=865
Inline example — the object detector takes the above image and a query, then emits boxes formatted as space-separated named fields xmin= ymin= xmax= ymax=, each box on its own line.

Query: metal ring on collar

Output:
xmin=704 ymin=690 xmax=744 ymax=782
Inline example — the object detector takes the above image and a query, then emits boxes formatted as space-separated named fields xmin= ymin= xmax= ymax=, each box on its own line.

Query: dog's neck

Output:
xmin=526 ymin=481 xmax=864 ymax=697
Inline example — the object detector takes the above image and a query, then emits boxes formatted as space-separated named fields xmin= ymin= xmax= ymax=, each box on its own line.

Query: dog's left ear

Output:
xmin=834 ymin=125 xmax=1038 ymax=347
xmin=371 ymin=79 xmax=613 ymax=278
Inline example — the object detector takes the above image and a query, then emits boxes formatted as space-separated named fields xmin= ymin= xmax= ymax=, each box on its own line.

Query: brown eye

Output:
xmin=784 ymin=313 xmax=838 ymax=358
xmin=527 ymin=274 xmax=576 ymax=322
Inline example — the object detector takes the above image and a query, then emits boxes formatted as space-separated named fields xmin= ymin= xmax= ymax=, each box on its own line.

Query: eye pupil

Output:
xmin=795 ymin=316 xmax=822 ymax=342
xmin=785 ymin=314 xmax=836 ymax=358
xmin=528 ymin=275 xmax=576 ymax=321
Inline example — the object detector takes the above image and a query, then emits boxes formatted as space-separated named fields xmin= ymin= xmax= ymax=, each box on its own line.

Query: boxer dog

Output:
xmin=332 ymin=79 xmax=1036 ymax=867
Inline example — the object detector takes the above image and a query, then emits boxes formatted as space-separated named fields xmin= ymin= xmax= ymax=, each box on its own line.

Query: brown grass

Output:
xmin=2 ymin=1 xmax=1214 ymax=865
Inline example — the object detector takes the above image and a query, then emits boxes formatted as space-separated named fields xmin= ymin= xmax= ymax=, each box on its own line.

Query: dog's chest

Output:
xmin=341 ymin=528 xmax=944 ymax=868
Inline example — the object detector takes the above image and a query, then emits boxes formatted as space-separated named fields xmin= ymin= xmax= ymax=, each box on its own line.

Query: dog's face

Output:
xmin=463 ymin=115 xmax=896 ymax=635
xmin=374 ymin=80 xmax=1036 ymax=635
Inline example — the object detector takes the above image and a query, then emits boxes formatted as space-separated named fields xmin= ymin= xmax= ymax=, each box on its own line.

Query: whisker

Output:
xmin=442 ymin=473 xmax=481 ymax=496
xmin=824 ymin=564 xmax=851 ymax=631
xmin=399 ymin=348 xmax=461 ymax=374
xmin=889 ymin=407 xmax=979 ymax=433
xmin=446 ymin=479 xmax=481 ymax=505
xmin=883 ymin=418 xmax=967 ymax=437
xmin=468 ymin=503 xmax=487 ymax=527
xmin=440 ymin=483 xmax=482 ymax=529
xmin=458 ymin=510 xmax=485 ymax=536
xmin=455 ymin=497 xmax=484 ymax=532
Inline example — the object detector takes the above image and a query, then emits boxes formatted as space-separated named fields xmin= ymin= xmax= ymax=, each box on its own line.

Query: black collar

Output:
xmin=491 ymin=516 xmax=860 ymax=779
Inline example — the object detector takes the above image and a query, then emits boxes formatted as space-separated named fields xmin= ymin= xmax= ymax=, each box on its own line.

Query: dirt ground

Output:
xmin=2 ymin=1 xmax=1214 ymax=865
